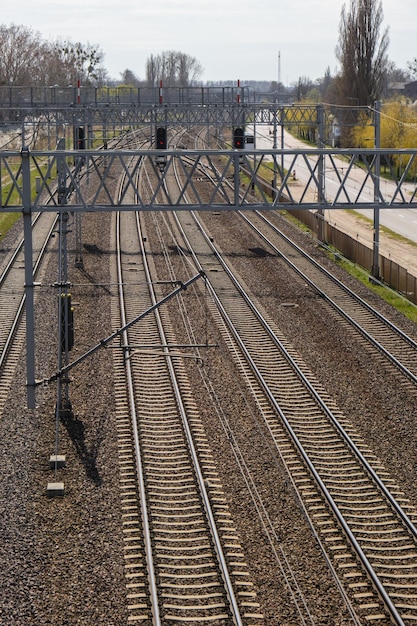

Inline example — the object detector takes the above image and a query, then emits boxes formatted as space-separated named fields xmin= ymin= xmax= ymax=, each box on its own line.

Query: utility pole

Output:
xmin=372 ymin=101 xmax=381 ymax=280
xmin=56 ymin=138 xmax=73 ymax=419
xmin=277 ymin=51 xmax=281 ymax=103
xmin=317 ymin=104 xmax=326 ymax=243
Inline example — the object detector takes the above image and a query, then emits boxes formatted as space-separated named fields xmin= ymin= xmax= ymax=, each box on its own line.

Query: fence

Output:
xmin=291 ymin=209 xmax=417 ymax=305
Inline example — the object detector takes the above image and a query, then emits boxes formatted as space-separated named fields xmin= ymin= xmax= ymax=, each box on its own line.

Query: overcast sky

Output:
xmin=3 ymin=0 xmax=416 ymax=84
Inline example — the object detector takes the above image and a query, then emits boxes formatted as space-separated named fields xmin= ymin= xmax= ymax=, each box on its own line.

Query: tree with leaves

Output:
xmin=120 ymin=69 xmax=141 ymax=87
xmin=336 ymin=0 xmax=390 ymax=106
xmin=352 ymin=101 xmax=417 ymax=178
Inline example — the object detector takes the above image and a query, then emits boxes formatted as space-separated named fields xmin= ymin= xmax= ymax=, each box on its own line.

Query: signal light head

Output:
xmin=233 ymin=127 xmax=244 ymax=149
xmin=156 ymin=127 xmax=167 ymax=149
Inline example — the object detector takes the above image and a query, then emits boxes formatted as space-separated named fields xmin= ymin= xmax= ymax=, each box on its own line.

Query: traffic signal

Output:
xmin=77 ymin=126 xmax=85 ymax=149
xmin=233 ymin=127 xmax=244 ymax=149
xmin=60 ymin=293 xmax=74 ymax=353
xmin=156 ymin=127 xmax=167 ymax=149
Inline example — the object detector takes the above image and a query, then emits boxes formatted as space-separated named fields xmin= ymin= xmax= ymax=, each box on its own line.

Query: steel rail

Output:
xmin=0 ymin=213 xmax=43 ymax=286
xmin=167 ymin=133 xmax=359 ymax=624
xmin=114 ymin=135 xmax=164 ymax=623
xmin=115 ymin=209 xmax=161 ymax=625
xmin=185 ymin=133 xmax=417 ymax=386
xmin=206 ymin=204 xmax=417 ymax=532
xmin=0 ymin=213 xmax=58 ymax=370
xmin=144 ymin=139 xmax=246 ymax=625
xmin=176 ymin=207 xmax=410 ymax=624
xmin=114 ymin=138 xmax=243 ymax=624
xmin=169 ymin=143 xmax=417 ymax=543
xmin=250 ymin=209 xmax=417 ymax=347
xmin=183 ymin=134 xmax=417 ymax=386
xmin=239 ymin=209 xmax=417 ymax=385
xmin=110 ymin=141 xmax=205 ymax=624
xmin=169 ymin=129 xmax=362 ymax=624
xmin=135 ymin=209 xmax=243 ymax=625
xmin=160 ymin=133 xmax=411 ymax=621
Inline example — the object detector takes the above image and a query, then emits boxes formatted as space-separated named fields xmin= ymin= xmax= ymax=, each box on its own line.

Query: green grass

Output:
xmin=0 ymin=212 xmax=21 ymax=242
xmin=283 ymin=211 xmax=417 ymax=323
xmin=1 ymin=158 xmax=55 ymax=241
xmin=332 ymin=251 xmax=417 ymax=323
xmin=345 ymin=208 xmax=417 ymax=249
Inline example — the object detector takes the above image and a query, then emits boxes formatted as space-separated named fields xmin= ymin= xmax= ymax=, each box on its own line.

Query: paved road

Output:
xmin=252 ymin=126 xmax=417 ymax=245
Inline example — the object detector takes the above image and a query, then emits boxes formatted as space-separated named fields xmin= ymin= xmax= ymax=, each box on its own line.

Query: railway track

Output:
xmin=188 ymin=128 xmax=417 ymax=394
xmin=131 ymin=144 xmax=417 ymax=623
xmin=184 ymin=128 xmax=417 ymax=393
xmin=0 ymin=211 xmax=58 ymax=409
xmin=160 ymin=204 xmax=417 ymax=624
xmin=237 ymin=208 xmax=417 ymax=389
xmin=110 ymin=156 xmax=263 ymax=623
xmin=3 ymin=127 xmax=414 ymax=622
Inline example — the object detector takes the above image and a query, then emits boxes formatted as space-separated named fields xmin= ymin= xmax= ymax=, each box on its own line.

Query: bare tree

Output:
xmin=0 ymin=24 xmax=106 ymax=87
xmin=293 ymin=76 xmax=316 ymax=101
xmin=50 ymin=39 xmax=105 ymax=86
xmin=177 ymin=52 xmax=203 ymax=86
xmin=162 ymin=52 xmax=178 ymax=85
xmin=0 ymin=23 xmax=48 ymax=85
xmin=336 ymin=0 xmax=390 ymax=105
xmin=145 ymin=54 xmax=159 ymax=86
xmin=407 ymin=58 xmax=417 ymax=79
xmin=145 ymin=50 xmax=203 ymax=87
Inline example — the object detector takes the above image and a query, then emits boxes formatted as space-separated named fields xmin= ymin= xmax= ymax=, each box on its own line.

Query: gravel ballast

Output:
xmin=1 ymin=206 xmax=417 ymax=624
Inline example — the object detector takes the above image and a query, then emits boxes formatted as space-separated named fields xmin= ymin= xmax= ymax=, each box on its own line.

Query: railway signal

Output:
xmin=60 ymin=293 xmax=74 ymax=353
xmin=76 ymin=126 xmax=85 ymax=149
xmin=233 ymin=127 xmax=244 ymax=149
xmin=156 ymin=127 xmax=167 ymax=149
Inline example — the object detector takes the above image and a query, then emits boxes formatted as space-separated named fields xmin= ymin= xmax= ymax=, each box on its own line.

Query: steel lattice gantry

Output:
xmin=0 ymin=103 xmax=322 ymax=126
xmin=1 ymin=104 xmax=364 ymax=154
xmin=0 ymin=93 xmax=408 ymax=407
xmin=0 ymin=102 xmax=336 ymax=143
xmin=2 ymin=140 xmax=417 ymax=408
xmin=2 ymin=146 xmax=417 ymax=212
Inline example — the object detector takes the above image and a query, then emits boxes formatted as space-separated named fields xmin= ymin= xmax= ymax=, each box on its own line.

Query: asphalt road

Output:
xmin=253 ymin=126 xmax=417 ymax=244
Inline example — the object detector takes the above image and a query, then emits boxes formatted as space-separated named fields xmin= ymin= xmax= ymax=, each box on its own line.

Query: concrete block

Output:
xmin=49 ymin=455 xmax=66 ymax=469
xmin=47 ymin=482 xmax=65 ymax=498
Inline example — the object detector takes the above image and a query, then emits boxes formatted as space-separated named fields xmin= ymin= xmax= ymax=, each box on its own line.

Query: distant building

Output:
xmin=388 ymin=81 xmax=417 ymax=100
xmin=404 ymin=81 xmax=417 ymax=99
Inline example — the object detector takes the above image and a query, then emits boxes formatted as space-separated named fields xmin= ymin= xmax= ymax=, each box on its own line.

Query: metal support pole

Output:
xmin=56 ymin=139 xmax=72 ymax=417
xmin=75 ymin=150 xmax=84 ymax=269
xmin=272 ymin=108 xmax=278 ymax=200
xmin=372 ymin=101 xmax=381 ymax=280
xmin=317 ymin=104 xmax=326 ymax=243
xmin=22 ymin=147 xmax=36 ymax=409
xmin=206 ymin=105 xmax=210 ymax=148
xmin=234 ymin=153 xmax=240 ymax=208
xmin=57 ymin=214 xmax=72 ymax=415
xmin=280 ymin=107 xmax=284 ymax=175
xmin=252 ymin=115 xmax=257 ymax=174
xmin=75 ymin=212 xmax=83 ymax=268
